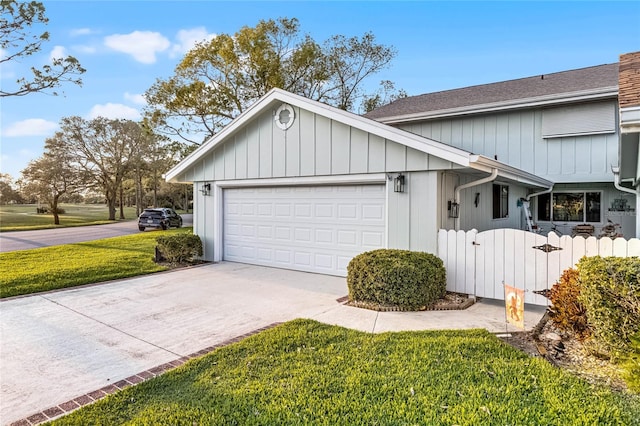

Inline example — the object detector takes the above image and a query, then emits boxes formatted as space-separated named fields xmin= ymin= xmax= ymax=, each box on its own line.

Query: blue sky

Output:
xmin=1 ymin=1 xmax=639 ymax=180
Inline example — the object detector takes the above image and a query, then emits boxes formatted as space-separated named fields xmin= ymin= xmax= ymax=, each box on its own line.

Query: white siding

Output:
xmin=186 ymin=105 xmax=457 ymax=182
xmin=400 ymin=100 xmax=619 ymax=182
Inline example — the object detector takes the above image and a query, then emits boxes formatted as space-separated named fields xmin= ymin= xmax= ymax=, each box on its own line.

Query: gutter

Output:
xmin=453 ymin=168 xmax=499 ymax=231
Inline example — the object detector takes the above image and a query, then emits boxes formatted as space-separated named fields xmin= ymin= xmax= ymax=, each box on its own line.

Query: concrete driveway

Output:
xmin=0 ymin=262 xmax=544 ymax=425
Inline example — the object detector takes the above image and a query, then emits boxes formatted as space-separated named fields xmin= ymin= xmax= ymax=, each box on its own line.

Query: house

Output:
xmin=166 ymin=51 xmax=640 ymax=278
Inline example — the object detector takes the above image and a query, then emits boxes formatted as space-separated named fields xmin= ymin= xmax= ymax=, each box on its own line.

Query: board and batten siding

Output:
xmin=439 ymin=172 xmax=528 ymax=232
xmin=387 ymin=171 xmax=440 ymax=254
xmin=174 ymin=106 xmax=459 ymax=183
xmin=398 ymin=101 xmax=618 ymax=183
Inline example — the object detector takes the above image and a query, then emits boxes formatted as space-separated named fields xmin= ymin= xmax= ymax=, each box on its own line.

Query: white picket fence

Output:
xmin=437 ymin=228 xmax=640 ymax=306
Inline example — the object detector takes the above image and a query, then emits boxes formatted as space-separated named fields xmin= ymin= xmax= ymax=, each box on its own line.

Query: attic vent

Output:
xmin=542 ymin=102 xmax=615 ymax=138
xmin=275 ymin=103 xmax=295 ymax=130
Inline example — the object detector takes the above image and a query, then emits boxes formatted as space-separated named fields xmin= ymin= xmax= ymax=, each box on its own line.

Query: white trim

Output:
xmin=374 ymin=87 xmax=618 ymax=125
xmin=213 ymin=184 xmax=223 ymax=262
xmin=470 ymin=155 xmax=553 ymax=188
xmin=213 ymin=173 xmax=387 ymax=188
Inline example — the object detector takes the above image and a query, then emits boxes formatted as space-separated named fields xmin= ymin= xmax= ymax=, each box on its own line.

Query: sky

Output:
xmin=1 ymin=0 xmax=639 ymax=180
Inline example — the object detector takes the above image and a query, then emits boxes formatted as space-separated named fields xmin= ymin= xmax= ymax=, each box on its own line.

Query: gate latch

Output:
xmin=532 ymin=243 xmax=562 ymax=253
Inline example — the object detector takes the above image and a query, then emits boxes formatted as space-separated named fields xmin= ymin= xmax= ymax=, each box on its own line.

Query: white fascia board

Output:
xmin=621 ymin=106 xmax=640 ymax=133
xmin=166 ymin=88 xmax=472 ymax=182
xmin=470 ymin=155 xmax=553 ymax=188
xmin=214 ymin=173 xmax=387 ymax=188
xmin=376 ymin=87 xmax=618 ymax=125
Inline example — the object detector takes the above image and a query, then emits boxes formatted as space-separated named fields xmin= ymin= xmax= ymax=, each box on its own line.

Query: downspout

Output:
xmin=525 ymin=185 xmax=554 ymax=201
xmin=612 ymin=167 xmax=637 ymax=195
xmin=612 ymin=166 xmax=640 ymax=239
xmin=453 ymin=168 xmax=499 ymax=231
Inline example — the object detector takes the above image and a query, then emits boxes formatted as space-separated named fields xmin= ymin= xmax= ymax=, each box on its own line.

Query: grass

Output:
xmin=0 ymin=204 xmax=140 ymax=231
xmin=0 ymin=228 xmax=193 ymax=298
xmin=50 ymin=320 xmax=640 ymax=425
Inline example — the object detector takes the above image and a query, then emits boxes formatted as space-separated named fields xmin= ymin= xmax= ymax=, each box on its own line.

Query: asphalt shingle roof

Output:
xmin=365 ymin=63 xmax=619 ymax=120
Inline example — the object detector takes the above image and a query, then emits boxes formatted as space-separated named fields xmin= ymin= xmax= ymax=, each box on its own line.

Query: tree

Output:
xmin=0 ymin=173 xmax=23 ymax=204
xmin=59 ymin=117 xmax=145 ymax=220
xmin=1 ymin=0 xmax=85 ymax=97
xmin=361 ymin=80 xmax=408 ymax=113
xmin=20 ymin=135 xmax=81 ymax=224
xmin=144 ymin=17 xmax=398 ymax=144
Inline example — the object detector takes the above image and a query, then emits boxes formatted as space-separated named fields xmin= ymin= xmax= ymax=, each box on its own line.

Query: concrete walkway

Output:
xmin=0 ymin=262 xmax=546 ymax=425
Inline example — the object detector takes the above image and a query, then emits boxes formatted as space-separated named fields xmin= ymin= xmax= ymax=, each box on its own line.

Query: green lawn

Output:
xmin=49 ymin=320 xmax=639 ymax=425
xmin=0 ymin=204 xmax=140 ymax=231
xmin=0 ymin=228 xmax=193 ymax=298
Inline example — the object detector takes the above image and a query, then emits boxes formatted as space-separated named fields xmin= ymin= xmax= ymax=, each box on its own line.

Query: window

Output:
xmin=492 ymin=184 xmax=509 ymax=219
xmin=537 ymin=192 xmax=601 ymax=223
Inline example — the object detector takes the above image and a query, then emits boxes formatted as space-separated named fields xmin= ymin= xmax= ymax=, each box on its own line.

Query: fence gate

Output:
xmin=437 ymin=228 xmax=640 ymax=306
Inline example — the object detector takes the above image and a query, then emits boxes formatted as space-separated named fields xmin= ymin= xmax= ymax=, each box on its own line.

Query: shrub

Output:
xmin=156 ymin=233 xmax=203 ymax=264
xmin=578 ymin=256 xmax=640 ymax=357
xmin=620 ymin=331 xmax=640 ymax=393
xmin=347 ymin=249 xmax=446 ymax=310
xmin=548 ymin=267 xmax=591 ymax=340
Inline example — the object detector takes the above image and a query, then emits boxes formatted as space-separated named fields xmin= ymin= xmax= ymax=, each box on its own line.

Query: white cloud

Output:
xmin=70 ymin=28 xmax=94 ymax=36
xmin=74 ymin=45 xmax=97 ymax=54
xmin=2 ymin=119 xmax=58 ymax=137
xmin=104 ymin=31 xmax=170 ymax=64
xmin=124 ymin=92 xmax=146 ymax=105
xmin=49 ymin=45 xmax=67 ymax=61
xmin=88 ymin=103 xmax=140 ymax=120
xmin=170 ymin=27 xmax=216 ymax=57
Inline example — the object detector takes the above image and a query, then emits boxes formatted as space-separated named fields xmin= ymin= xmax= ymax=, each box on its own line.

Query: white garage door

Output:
xmin=223 ymin=185 xmax=386 ymax=276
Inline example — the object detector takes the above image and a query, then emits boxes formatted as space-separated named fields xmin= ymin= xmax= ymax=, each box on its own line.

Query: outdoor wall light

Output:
xmin=448 ymin=201 xmax=460 ymax=218
xmin=394 ymin=173 xmax=405 ymax=193
xmin=200 ymin=182 xmax=211 ymax=196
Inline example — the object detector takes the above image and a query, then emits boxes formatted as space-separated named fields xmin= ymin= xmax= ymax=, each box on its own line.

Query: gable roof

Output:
xmin=365 ymin=63 xmax=619 ymax=124
xmin=165 ymin=88 xmax=552 ymax=188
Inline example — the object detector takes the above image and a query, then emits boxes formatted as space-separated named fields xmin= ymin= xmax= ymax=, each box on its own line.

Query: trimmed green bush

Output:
xmin=549 ymin=267 xmax=591 ymax=340
xmin=156 ymin=233 xmax=203 ymax=264
xmin=578 ymin=256 xmax=640 ymax=357
xmin=347 ymin=249 xmax=446 ymax=310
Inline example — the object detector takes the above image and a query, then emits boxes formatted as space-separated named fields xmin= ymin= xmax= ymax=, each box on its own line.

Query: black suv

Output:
xmin=138 ymin=208 xmax=182 ymax=231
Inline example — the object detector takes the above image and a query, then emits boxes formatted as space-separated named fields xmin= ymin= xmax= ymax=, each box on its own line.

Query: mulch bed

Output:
xmin=498 ymin=313 xmax=630 ymax=392
xmin=341 ymin=292 xmax=475 ymax=312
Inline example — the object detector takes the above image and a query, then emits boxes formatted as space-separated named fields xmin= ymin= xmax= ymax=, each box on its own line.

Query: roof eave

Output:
xmin=470 ymin=155 xmax=553 ymax=188
xmin=375 ymin=86 xmax=619 ymax=125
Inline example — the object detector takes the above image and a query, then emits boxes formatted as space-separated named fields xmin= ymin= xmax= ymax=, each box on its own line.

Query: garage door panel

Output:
xmin=223 ymin=185 xmax=385 ymax=276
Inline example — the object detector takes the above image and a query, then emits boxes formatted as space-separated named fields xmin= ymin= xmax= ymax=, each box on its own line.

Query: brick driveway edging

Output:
xmin=9 ymin=323 xmax=282 ymax=426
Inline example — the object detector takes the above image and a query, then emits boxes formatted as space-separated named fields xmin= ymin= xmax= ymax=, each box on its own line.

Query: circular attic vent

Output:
xmin=274 ymin=103 xmax=295 ymax=130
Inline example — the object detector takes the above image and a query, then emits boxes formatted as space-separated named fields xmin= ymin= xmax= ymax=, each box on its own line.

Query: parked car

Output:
xmin=138 ymin=208 xmax=182 ymax=231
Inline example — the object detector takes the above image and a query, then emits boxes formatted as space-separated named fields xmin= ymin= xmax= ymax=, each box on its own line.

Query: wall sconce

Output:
xmin=200 ymin=182 xmax=211 ymax=196
xmin=394 ymin=174 xmax=405 ymax=193
xmin=448 ymin=201 xmax=460 ymax=218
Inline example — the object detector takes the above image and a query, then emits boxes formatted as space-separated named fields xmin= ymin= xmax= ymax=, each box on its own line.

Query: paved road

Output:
xmin=0 ymin=214 xmax=193 ymax=252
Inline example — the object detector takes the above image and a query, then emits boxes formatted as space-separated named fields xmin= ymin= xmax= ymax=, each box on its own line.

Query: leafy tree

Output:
xmin=1 ymin=0 xmax=85 ymax=97
xmin=144 ymin=17 xmax=398 ymax=144
xmin=361 ymin=80 xmax=408 ymax=113
xmin=0 ymin=173 xmax=23 ymax=204
xmin=59 ymin=117 xmax=146 ymax=220
xmin=20 ymin=135 xmax=81 ymax=224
